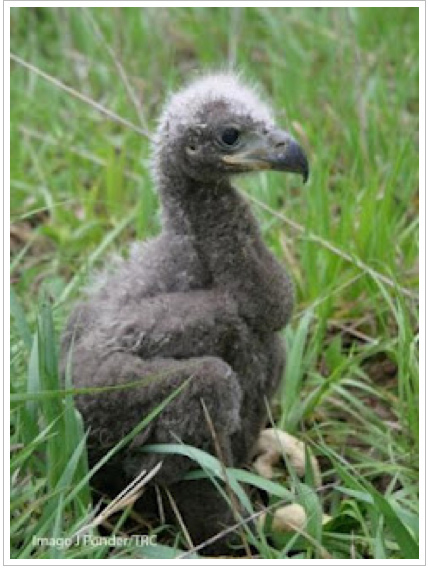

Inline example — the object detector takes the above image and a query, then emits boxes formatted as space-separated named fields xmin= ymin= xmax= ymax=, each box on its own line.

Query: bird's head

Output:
xmin=152 ymin=73 xmax=309 ymax=185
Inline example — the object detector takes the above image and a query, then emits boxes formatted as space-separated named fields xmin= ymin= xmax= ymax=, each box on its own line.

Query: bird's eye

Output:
xmin=220 ymin=127 xmax=241 ymax=147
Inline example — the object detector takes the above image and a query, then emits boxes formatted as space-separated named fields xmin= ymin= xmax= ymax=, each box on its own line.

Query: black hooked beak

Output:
xmin=267 ymin=130 xmax=309 ymax=183
xmin=222 ymin=128 xmax=309 ymax=183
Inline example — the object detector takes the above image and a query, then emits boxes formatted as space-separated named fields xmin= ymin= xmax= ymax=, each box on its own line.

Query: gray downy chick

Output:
xmin=60 ymin=72 xmax=309 ymax=555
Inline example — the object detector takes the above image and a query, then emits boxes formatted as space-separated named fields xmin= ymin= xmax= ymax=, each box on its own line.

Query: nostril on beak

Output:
xmin=274 ymin=141 xmax=286 ymax=149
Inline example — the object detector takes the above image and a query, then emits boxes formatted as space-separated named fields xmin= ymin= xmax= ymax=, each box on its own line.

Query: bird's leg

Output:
xmin=229 ymin=331 xmax=286 ymax=466
xmin=70 ymin=348 xmax=242 ymax=486
xmin=69 ymin=347 xmax=247 ymax=552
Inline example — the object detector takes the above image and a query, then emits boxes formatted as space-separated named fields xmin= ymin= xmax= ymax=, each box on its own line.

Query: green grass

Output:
xmin=10 ymin=6 xmax=419 ymax=560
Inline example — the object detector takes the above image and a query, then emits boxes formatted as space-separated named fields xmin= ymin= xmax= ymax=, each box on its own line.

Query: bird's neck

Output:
xmin=156 ymin=171 xmax=293 ymax=332
xmin=158 ymin=172 xmax=258 ymax=247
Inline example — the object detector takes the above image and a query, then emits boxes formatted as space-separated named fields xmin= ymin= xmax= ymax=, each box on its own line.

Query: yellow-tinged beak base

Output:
xmin=222 ymin=130 xmax=309 ymax=183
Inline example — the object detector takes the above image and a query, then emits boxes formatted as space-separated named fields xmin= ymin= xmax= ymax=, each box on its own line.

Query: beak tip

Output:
xmin=303 ymin=166 xmax=309 ymax=184
xmin=283 ymin=137 xmax=309 ymax=184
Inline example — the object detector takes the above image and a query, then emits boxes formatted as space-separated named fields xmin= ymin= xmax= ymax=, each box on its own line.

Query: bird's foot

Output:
xmin=253 ymin=428 xmax=321 ymax=486
xmin=253 ymin=428 xmax=331 ymax=535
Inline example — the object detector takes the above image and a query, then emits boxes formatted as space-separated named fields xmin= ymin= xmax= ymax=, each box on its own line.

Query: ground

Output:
xmin=10 ymin=6 xmax=419 ymax=560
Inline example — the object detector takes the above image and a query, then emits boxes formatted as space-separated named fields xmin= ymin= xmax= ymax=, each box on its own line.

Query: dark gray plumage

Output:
xmin=61 ymin=73 xmax=308 ymax=554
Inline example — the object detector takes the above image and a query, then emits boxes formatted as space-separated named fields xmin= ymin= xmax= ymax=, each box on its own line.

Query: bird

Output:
xmin=60 ymin=72 xmax=309 ymax=555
